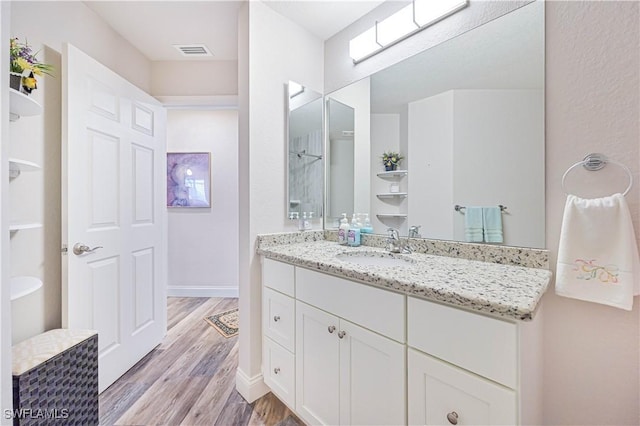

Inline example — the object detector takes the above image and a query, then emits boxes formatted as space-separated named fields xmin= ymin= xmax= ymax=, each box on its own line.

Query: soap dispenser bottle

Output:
xmin=338 ymin=213 xmax=349 ymax=245
xmin=361 ymin=213 xmax=374 ymax=234
xmin=299 ymin=212 xmax=306 ymax=231
xmin=347 ymin=214 xmax=361 ymax=247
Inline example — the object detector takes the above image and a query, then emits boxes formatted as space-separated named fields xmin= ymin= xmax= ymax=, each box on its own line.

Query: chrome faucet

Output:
xmin=386 ymin=228 xmax=402 ymax=253
xmin=408 ymin=225 xmax=422 ymax=239
xmin=386 ymin=228 xmax=414 ymax=254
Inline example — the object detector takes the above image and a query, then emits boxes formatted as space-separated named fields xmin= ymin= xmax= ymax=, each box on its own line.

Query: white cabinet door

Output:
xmin=339 ymin=319 xmax=406 ymax=426
xmin=296 ymin=301 xmax=340 ymax=425
xmin=408 ymin=349 xmax=517 ymax=426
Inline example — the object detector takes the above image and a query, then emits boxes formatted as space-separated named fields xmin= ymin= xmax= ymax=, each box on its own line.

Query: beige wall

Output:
xmin=166 ymin=110 xmax=239 ymax=297
xmin=544 ymin=2 xmax=639 ymax=424
xmin=151 ymin=60 xmax=238 ymax=96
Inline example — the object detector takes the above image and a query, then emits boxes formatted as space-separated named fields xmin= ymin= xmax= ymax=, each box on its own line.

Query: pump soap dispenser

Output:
xmin=347 ymin=214 xmax=361 ymax=247
xmin=338 ymin=213 xmax=349 ymax=245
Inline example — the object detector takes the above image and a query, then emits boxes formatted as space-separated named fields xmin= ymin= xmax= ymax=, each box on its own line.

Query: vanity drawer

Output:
xmin=408 ymin=297 xmax=517 ymax=389
xmin=263 ymin=287 xmax=295 ymax=352
xmin=408 ymin=349 xmax=517 ymax=425
xmin=263 ymin=337 xmax=295 ymax=408
xmin=295 ymin=267 xmax=405 ymax=343
xmin=263 ymin=258 xmax=295 ymax=296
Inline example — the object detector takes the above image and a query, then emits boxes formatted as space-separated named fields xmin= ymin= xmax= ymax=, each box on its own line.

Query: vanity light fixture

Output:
xmin=349 ymin=0 xmax=468 ymax=63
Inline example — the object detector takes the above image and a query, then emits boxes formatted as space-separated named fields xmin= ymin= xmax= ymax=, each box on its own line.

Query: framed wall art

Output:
xmin=167 ymin=152 xmax=211 ymax=208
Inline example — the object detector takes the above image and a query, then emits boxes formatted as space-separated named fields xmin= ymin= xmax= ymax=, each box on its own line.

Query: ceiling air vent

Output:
xmin=173 ymin=44 xmax=213 ymax=57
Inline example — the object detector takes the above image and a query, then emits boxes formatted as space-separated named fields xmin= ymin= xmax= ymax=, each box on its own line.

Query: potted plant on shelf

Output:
xmin=10 ymin=38 xmax=54 ymax=95
xmin=382 ymin=151 xmax=404 ymax=171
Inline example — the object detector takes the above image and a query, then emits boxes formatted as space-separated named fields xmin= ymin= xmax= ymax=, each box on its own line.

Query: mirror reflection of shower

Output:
xmin=287 ymin=81 xmax=324 ymax=220
xmin=326 ymin=98 xmax=355 ymax=225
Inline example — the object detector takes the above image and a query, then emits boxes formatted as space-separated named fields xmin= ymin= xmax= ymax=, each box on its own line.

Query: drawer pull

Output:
xmin=273 ymin=315 xmax=281 ymax=322
xmin=338 ymin=331 xmax=346 ymax=339
xmin=447 ymin=411 xmax=459 ymax=425
xmin=274 ymin=367 xmax=280 ymax=374
xmin=328 ymin=325 xmax=336 ymax=333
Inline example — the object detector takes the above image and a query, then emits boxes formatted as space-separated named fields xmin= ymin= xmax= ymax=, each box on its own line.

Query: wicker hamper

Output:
xmin=11 ymin=329 xmax=98 ymax=426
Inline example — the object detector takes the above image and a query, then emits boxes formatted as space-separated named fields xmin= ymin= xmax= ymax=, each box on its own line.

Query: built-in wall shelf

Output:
xmin=9 ymin=88 xmax=43 ymax=121
xmin=377 ymin=170 xmax=408 ymax=178
xmin=9 ymin=222 xmax=43 ymax=232
xmin=10 ymin=276 xmax=43 ymax=301
xmin=9 ymin=158 xmax=41 ymax=179
xmin=377 ymin=193 xmax=408 ymax=199
xmin=376 ymin=214 xmax=408 ymax=219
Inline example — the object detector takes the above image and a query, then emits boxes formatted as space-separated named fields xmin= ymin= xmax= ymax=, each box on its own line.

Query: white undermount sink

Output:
xmin=335 ymin=251 xmax=415 ymax=267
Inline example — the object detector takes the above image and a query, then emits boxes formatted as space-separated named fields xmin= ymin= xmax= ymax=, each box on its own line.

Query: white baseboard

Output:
xmin=235 ymin=368 xmax=269 ymax=403
xmin=167 ymin=286 xmax=238 ymax=298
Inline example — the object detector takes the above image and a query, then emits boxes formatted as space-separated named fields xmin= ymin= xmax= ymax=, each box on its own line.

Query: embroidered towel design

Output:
xmin=556 ymin=193 xmax=640 ymax=310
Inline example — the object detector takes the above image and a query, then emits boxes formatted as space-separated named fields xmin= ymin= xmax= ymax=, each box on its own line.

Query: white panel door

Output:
xmin=339 ymin=319 xmax=406 ymax=426
xmin=408 ymin=349 xmax=517 ymax=426
xmin=62 ymin=43 xmax=166 ymax=392
xmin=296 ymin=301 xmax=340 ymax=425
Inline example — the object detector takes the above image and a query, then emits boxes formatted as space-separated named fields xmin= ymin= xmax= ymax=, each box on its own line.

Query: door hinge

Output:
xmin=61 ymin=244 xmax=68 ymax=255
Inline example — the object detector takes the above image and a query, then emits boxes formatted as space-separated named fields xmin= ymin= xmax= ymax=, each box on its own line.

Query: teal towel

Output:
xmin=483 ymin=207 xmax=504 ymax=243
xmin=464 ymin=207 xmax=484 ymax=242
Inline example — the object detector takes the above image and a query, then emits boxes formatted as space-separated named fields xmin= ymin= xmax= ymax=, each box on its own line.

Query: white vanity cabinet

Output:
xmin=260 ymin=257 xmax=543 ymax=426
xmin=262 ymin=259 xmax=296 ymax=408
xmin=296 ymin=301 xmax=405 ymax=426
xmin=407 ymin=297 xmax=542 ymax=425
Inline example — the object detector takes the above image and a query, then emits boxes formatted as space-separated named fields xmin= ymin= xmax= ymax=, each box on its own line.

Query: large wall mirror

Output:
xmin=325 ymin=1 xmax=545 ymax=248
xmin=287 ymin=81 xmax=323 ymax=220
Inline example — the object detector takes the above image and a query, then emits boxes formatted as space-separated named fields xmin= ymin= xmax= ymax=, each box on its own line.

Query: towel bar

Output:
xmin=561 ymin=153 xmax=633 ymax=196
xmin=454 ymin=205 xmax=507 ymax=213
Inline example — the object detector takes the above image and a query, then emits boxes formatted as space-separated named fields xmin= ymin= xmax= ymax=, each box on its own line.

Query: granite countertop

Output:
xmin=258 ymin=240 xmax=552 ymax=321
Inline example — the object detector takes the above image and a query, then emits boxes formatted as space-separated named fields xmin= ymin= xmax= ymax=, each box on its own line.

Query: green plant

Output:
xmin=10 ymin=38 xmax=54 ymax=93
xmin=381 ymin=151 xmax=404 ymax=168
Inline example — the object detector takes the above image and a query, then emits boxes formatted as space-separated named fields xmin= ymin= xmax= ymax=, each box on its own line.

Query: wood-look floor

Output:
xmin=99 ymin=297 xmax=301 ymax=426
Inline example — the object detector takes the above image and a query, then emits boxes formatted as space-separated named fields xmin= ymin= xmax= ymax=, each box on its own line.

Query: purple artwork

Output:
xmin=167 ymin=152 xmax=211 ymax=208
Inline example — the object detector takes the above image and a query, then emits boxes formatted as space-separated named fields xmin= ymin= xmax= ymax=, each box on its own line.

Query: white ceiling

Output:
xmin=84 ymin=0 xmax=384 ymax=62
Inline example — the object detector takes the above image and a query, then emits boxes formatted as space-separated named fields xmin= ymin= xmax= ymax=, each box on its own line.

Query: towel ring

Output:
xmin=561 ymin=153 xmax=633 ymax=196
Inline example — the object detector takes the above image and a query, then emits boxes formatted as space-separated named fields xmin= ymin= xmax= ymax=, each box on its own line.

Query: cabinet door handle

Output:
xmin=338 ymin=331 xmax=346 ymax=339
xmin=328 ymin=325 xmax=336 ymax=333
xmin=447 ymin=411 xmax=459 ymax=425
xmin=273 ymin=315 xmax=280 ymax=322
xmin=274 ymin=367 xmax=280 ymax=374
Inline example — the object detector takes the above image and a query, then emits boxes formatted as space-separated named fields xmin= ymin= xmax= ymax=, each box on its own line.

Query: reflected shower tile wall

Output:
xmin=289 ymin=130 xmax=323 ymax=218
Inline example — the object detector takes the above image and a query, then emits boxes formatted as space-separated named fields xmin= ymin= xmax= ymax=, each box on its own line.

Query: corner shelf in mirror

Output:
xmin=9 ymin=222 xmax=43 ymax=232
xmin=376 ymin=213 xmax=407 ymax=219
xmin=9 ymin=158 xmax=41 ymax=179
xmin=377 ymin=193 xmax=408 ymax=199
xmin=10 ymin=276 xmax=43 ymax=301
xmin=377 ymin=170 xmax=408 ymax=178
xmin=9 ymin=88 xmax=43 ymax=121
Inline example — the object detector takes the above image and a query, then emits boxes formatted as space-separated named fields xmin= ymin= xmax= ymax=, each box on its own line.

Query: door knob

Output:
xmin=73 ymin=243 xmax=103 ymax=256
xmin=328 ymin=325 xmax=336 ymax=333
xmin=338 ymin=331 xmax=346 ymax=339
xmin=447 ymin=411 xmax=459 ymax=425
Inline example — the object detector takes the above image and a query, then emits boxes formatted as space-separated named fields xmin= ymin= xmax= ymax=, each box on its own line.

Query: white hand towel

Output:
xmin=464 ymin=207 xmax=484 ymax=242
xmin=556 ymin=193 xmax=640 ymax=310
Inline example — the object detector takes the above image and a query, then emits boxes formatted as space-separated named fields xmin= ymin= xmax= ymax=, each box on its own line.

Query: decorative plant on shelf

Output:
xmin=381 ymin=151 xmax=404 ymax=171
xmin=10 ymin=38 xmax=54 ymax=95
